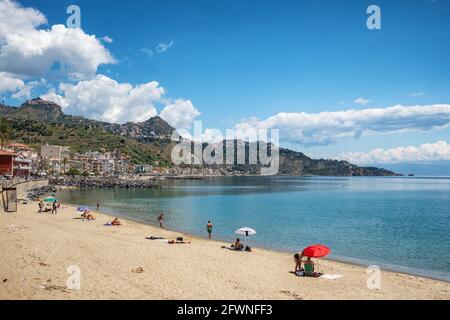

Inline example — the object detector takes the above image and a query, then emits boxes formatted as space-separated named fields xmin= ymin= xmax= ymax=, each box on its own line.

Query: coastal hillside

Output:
xmin=0 ymin=98 xmax=399 ymax=176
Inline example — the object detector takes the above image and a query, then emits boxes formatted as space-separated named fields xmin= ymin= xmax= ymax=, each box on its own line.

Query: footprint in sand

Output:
xmin=280 ymin=290 xmax=303 ymax=300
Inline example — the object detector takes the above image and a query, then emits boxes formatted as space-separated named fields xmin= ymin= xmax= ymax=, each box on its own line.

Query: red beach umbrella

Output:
xmin=302 ymin=244 xmax=331 ymax=258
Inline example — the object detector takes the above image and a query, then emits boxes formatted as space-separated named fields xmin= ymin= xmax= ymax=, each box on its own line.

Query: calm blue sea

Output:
xmin=56 ymin=176 xmax=450 ymax=281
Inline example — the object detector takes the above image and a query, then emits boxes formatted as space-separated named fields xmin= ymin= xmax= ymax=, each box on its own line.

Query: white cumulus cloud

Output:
xmin=232 ymin=104 xmax=450 ymax=146
xmin=0 ymin=0 xmax=115 ymax=80
xmin=0 ymin=0 xmax=45 ymax=36
xmin=340 ymin=141 xmax=450 ymax=164
xmin=160 ymin=99 xmax=201 ymax=129
xmin=41 ymin=75 xmax=164 ymax=124
xmin=0 ymin=72 xmax=25 ymax=94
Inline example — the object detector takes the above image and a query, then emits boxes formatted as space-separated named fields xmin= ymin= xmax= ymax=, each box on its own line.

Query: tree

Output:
xmin=62 ymin=157 xmax=69 ymax=174
xmin=0 ymin=118 xmax=12 ymax=150
xmin=66 ymin=167 xmax=81 ymax=176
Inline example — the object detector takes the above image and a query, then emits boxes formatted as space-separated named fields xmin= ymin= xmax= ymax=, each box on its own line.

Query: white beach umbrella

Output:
xmin=235 ymin=227 xmax=256 ymax=249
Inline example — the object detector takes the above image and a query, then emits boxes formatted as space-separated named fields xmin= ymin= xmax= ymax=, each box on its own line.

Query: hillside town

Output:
xmin=0 ymin=142 xmax=231 ymax=181
xmin=0 ymin=143 xmax=132 ymax=179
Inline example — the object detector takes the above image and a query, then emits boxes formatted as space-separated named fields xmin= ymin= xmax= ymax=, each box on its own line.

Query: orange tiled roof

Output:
xmin=7 ymin=143 xmax=33 ymax=150
xmin=0 ymin=150 xmax=16 ymax=156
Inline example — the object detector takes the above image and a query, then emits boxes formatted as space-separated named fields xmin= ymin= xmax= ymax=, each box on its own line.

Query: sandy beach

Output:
xmin=0 ymin=202 xmax=449 ymax=300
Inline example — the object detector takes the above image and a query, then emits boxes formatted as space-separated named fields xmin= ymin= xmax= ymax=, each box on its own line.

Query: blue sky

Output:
xmin=1 ymin=0 xmax=450 ymax=165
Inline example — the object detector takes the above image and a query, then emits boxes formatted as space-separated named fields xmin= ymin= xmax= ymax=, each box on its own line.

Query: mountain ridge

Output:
xmin=0 ymin=98 xmax=401 ymax=176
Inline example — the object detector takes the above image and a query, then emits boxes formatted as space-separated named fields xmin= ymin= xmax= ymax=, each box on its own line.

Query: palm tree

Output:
xmin=62 ymin=157 xmax=68 ymax=174
xmin=0 ymin=118 xmax=12 ymax=150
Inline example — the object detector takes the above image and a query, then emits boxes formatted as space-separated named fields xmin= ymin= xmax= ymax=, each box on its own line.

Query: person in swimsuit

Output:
xmin=38 ymin=201 xmax=43 ymax=213
xmin=234 ymin=238 xmax=244 ymax=251
xmin=294 ymin=252 xmax=304 ymax=274
xmin=304 ymin=257 xmax=315 ymax=276
xmin=82 ymin=211 xmax=95 ymax=221
xmin=206 ymin=220 xmax=213 ymax=239
xmin=158 ymin=213 xmax=164 ymax=228
xmin=51 ymin=200 xmax=57 ymax=214
xmin=111 ymin=217 xmax=121 ymax=226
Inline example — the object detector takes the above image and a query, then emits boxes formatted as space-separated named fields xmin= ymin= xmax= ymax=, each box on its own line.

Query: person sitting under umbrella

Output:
xmin=234 ymin=238 xmax=244 ymax=251
xmin=304 ymin=257 xmax=316 ymax=276
xmin=297 ymin=244 xmax=330 ymax=278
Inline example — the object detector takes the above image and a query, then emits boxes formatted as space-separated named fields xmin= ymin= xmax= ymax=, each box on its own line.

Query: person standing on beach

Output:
xmin=158 ymin=213 xmax=164 ymax=228
xmin=206 ymin=221 xmax=213 ymax=239
xmin=38 ymin=201 xmax=43 ymax=214
xmin=96 ymin=200 xmax=100 ymax=211
xmin=51 ymin=200 xmax=57 ymax=214
xmin=294 ymin=252 xmax=304 ymax=275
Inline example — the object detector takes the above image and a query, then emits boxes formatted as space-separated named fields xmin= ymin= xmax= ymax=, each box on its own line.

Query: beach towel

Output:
xmin=104 ymin=223 xmax=112 ymax=227
xmin=146 ymin=236 xmax=165 ymax=240
xmin=321 ymin=274 xmax=343 ymax=280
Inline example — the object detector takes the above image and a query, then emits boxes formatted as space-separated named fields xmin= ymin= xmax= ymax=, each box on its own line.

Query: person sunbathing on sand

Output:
xmin=111 ymin=217 xmax=121 ymax=226
xmin=81 ymin=211 xmax=95 ymax=221
xmin=168 ymin=239 xmax=191 ymax=244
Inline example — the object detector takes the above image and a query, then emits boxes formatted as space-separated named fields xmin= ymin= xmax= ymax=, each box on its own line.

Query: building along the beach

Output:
xmin=40 ymin=144 xmax=70 ymax=174
xmin=0 ymin=150 xmax=15 ymax=178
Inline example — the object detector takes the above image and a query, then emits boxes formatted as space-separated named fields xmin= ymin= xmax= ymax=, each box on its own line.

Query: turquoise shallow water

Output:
xmin=56 ymin=176 xmax=450 ymax=281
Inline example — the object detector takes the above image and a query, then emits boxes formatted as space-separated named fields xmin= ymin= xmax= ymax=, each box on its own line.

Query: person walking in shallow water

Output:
xmin=206 ymin=220 xmax=213 ymax=239
xmin=158 ymin=213 xmax=164 ymax=228
xmin=96 ymin=200 xmax=100 ymax=211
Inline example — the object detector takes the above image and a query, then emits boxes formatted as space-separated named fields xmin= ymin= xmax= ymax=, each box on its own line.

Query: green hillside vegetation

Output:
xmin=6 ymin=118 xmax=174 ymax=166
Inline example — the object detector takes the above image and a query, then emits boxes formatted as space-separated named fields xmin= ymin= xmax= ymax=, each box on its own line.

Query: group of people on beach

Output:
xmin=158 ymin=214 xmax=214 ymax=239
xmin=294 ymin=252 xmax=321 ymax=277
xmin=35 ymin=198 xmax=321 ymax=277
xmin=37 ymin=200 xmax=59 ymax=214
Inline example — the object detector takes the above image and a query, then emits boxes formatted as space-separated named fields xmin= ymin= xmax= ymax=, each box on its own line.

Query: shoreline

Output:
xmin=1 ymin=201 xmax=449 ymax=299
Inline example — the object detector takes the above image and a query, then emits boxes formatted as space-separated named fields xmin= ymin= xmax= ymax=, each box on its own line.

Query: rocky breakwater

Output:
xmin=49 ymin=177 xmax=161 ymax=189
xmin=27 ymin=185 xmax=58 ymax=201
